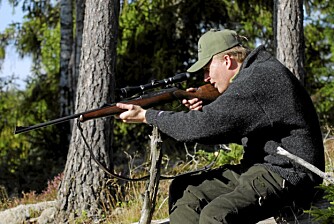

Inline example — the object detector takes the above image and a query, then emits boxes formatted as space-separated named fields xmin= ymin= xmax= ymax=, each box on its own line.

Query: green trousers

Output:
xmin=169 ymin=165 xmax=294 ymax=224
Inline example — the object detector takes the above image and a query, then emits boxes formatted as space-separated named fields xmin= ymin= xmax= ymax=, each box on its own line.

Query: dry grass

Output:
xmin=324 ymin=129 xmax=334 ymax=185
xmin=0 ymin=172 xmax=171 ymax=224
xmin=324 ymin=137 xmax=334 ymax=167
xmin=103 ymin=179 xmax=171 ymax=223
xmin=0 ymin=173 xmax=62 ymax=211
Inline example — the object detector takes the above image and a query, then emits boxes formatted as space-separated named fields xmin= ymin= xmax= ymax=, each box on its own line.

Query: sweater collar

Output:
xmin=240 ymin=45 xmax=270 ymax=71
xmin=229 ymin=45 xmax=270 ymax=83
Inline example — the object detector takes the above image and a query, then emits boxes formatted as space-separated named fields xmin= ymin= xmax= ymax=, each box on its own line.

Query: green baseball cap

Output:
xmin=187 ymin=29 xmax=241 ymax=73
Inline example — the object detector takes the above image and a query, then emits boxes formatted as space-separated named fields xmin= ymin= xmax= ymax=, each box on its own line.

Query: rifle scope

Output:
xmin=117 ymin=73 xmax=191 ymax=98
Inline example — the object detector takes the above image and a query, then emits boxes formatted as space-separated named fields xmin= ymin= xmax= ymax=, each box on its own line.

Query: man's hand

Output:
xmin=115 ymin=103 xmax=147 ymax=123
xmin=182 ymin=87 xmax=203 ymax=111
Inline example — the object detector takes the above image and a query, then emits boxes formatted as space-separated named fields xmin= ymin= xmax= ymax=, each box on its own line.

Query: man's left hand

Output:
xmin=115 ymin=103 xmax=147 ymax=123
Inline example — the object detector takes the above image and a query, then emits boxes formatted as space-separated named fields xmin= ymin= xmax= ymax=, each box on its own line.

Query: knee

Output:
xmin=199 ymin=202 xmax=235 ymax=224
xmin=169 ymin=177 xmax=188 ymax=209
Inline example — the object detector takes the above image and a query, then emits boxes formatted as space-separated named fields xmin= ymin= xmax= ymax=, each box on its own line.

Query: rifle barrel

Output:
xmin=14 ymin=113 xmax=82 ymax=134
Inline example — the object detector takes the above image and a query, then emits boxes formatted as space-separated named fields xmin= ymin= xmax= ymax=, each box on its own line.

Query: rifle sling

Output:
xmin=76 ymin=119 xmax=218 ymax=182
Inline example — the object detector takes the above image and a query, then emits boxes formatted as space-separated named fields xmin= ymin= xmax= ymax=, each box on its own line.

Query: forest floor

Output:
xmin=0 ymin=138 xmax=333 ymax=223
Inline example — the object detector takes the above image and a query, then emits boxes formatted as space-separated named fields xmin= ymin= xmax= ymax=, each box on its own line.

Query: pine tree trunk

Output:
xmin=56 ymin=0 xmax=119 ymax=221
xmin=274 ymin=0 xmax=305 ymax=84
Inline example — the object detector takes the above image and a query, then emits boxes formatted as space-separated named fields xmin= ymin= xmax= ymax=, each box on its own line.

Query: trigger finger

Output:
xmin=189 ymin=98 xmax=199 ymax=104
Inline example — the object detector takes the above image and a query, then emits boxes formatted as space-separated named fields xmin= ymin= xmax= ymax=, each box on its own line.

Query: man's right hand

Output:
xmin=182 ymin=87 xmax=203 ymax=111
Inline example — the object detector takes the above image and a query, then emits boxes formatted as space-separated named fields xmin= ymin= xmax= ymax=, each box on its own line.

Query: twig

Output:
xmin=184 ymin=143 xmax=199 ymax=169
xmin=139 ymin=126 xmax=163 ymax=224
xmin=276 ymin=147 xmax=334 ymax=185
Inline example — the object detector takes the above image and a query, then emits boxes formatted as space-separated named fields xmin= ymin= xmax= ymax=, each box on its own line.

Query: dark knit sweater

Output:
xmin=146 ymin=45 xmax=325 ymax=186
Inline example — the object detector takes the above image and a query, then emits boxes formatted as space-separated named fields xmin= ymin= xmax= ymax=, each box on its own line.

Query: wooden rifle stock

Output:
xmin=14 ymin=84 xmax=220 ymax=134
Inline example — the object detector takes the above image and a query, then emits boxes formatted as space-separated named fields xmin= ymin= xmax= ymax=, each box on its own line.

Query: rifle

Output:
xmin=14 ymin=79 xmax=220 ymax=181
xmin=14 ymin=83 xmax=220 ymax=135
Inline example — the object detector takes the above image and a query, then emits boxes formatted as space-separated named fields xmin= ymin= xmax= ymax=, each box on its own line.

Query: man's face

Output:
xmin=203 ymin=54 xmax=233 ymax=93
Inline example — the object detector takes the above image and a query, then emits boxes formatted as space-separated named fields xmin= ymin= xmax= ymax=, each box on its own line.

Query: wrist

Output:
xmin=142 ymin=109 xmax=147 ymax=123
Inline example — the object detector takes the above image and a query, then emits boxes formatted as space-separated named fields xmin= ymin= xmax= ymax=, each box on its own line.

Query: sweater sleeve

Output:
xmin=145 ymin=82 xmax=269 ymax=144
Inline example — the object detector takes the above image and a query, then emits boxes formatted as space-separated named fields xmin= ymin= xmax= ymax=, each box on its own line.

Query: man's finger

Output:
xmin=188 ymin=98 xmax=199 ymax=104
xmin=116 ymin=103 xmax=134 ymax=110
xmin=186 ymin=87 xmax=198 ymax=92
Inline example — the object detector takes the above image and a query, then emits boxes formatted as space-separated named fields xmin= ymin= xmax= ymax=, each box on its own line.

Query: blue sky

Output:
xmin=0 ymin=1 xmax=31 ymax=89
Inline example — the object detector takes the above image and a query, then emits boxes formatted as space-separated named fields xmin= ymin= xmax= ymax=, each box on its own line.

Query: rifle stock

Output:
xmin=14 ymin=84 xmax=220 ymax=134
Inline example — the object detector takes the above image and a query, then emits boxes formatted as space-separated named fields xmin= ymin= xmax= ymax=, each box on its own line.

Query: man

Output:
xmin=116 ymin=29 xmax=325 ymax=223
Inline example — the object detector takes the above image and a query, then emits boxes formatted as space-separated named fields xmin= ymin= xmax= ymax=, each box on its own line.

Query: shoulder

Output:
xmin=236 ymin=46 xmax=293 ymax=85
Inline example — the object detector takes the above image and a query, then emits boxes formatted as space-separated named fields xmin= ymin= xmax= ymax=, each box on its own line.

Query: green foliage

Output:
xmin=0 ymin=1 xmax=59 ymax=72
xmin=306 ymin=184 xmax=334 ymax=224
xmin=0 ymin=80 xmax=66 ymax=195
xmin=37 ymin=22 xmax=60 ymax=75
xmin=304 ymin=0 xmax=334 ymax=127
xmin=0 ymin=1 xmax=65 ymax=195
xmin=0 ymin=22 xmax=16 ymax=71
xmin=196 ymin=144 xmax=244 ymax=167
xmin=228 ymin=1 xmax=274 ymax=50
xmin=117 ymin=0 xmax=234 ymax=87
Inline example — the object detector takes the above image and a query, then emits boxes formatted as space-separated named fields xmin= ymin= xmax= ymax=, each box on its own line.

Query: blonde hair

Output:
xmin=216 ymin=45 xmax=251 ymax=63
xmin=216 ymin=34 xmax=250 ymax=63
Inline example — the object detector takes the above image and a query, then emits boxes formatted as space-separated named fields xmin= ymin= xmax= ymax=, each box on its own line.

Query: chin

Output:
xmin=218 ymin=86 xmax=228 ymax=94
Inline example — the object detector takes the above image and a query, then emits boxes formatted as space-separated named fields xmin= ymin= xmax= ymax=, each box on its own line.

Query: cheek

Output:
xmin=209 ymin=67 xmax=219 ymax=79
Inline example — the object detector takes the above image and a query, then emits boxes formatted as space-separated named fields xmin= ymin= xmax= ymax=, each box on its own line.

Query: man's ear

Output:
xmin=224 ymin=55 xmax=232 ymax=68
xmin=225 ymin=55 xmax=239 ymax=70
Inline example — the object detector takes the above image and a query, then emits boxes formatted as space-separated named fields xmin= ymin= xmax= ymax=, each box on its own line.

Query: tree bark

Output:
xmin=59 ymin=0 xmax=74 ymax=146
xmin=60 ymin=0 xmax=73 ymax=117
xmin=274 ymin=0 xmax=305 ymax=84
xmin=69 ymin=0 xmax=85 ymax=115
xmin=56 ymin=0 xmax=119 ymax=221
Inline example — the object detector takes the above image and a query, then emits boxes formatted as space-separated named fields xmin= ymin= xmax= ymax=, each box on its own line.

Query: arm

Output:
xmin=145 ymin=82 xmax=267 ymax=143
xmin=116 ymin=84 xmax=219 ymax=123
xmin=116 ymin=87 xmax=204 ymax=123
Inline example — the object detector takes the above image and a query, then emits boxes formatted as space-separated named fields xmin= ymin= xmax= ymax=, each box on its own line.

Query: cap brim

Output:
xmin=187 ymin=57 xmax=211 ymax=73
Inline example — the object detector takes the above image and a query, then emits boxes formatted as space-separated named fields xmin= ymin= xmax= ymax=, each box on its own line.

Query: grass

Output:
xmin=103 ymin=179 xmax=171 ymax=223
